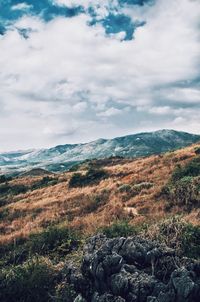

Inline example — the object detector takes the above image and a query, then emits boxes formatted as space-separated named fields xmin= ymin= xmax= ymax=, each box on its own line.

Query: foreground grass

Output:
xmin=0 ymin=218 xmax=199 ymax=302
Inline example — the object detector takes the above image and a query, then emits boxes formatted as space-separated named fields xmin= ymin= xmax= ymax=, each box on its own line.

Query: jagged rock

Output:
xmin=170 ymin=268 xmax=197 ymax=302
xmin=69 ymin=235 xmax=200 ymax=302
xmin=91 ymin=292 xmax=126 ymax=302
xmin=74 ymin=295 xmax=87 ymax=302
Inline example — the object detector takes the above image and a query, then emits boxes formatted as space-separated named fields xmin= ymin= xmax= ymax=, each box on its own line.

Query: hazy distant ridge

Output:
xmin=1 ymin=129 xmax=200 ymax=174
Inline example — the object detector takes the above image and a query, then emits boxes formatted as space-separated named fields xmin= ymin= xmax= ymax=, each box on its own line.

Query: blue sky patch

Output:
xmin=89 ymin=12 xmax=146 ymax=41
xmin=0 ymin=0 xmax=83 ymax=28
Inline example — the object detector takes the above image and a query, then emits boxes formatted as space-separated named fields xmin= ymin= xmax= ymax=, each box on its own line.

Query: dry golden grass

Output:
xmin=0 ymin=143 xmax=199 ymax=244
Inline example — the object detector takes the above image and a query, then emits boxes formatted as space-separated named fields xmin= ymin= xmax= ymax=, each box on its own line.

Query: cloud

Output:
xmin=0 ymin=0 xmax=200 ymax=151
xmin=11 ymin=3 xmax=32 ymax=11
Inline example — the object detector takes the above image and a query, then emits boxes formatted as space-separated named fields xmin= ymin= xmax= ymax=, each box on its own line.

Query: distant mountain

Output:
xmin=1 ymin=129 xmax=200 ymax=175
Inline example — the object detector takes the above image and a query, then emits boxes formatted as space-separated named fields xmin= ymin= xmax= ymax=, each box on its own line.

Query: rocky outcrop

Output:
xmin=67 ymin=234 xmax=200 ymax=302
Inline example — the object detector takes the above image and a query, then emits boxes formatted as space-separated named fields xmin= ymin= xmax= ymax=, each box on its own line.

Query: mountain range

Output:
xmin=1 ymin=129 xmax=200 ymax=175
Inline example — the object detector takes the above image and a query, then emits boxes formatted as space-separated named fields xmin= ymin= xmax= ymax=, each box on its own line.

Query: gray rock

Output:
xmin=67 ymin=235 xmax=200 ymax=302
xmin=74 ymin=294 xmax=87 ymax=302
xmin=171 ymin=268 xmax=196 ymax=302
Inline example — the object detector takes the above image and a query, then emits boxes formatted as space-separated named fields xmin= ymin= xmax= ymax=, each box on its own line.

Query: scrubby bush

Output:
xmin=0 ymin=207 xmax=9 ymax=220
xmin=181 ymin=223 xmax=200 ymax=258
xmin=27 ymin=226 xmax=81 ymax=259
xmin=0 ymin=175 xmax=12 ymax=184
xmin=118 ymin=182 xmax=153 ymax=202
xmin=69 ymin=168 xmax=108 ymax=188
xmin=55 ymin=282 xmax=77 ymax=302
xmin=0 ymin=226 xmax=81 ymax=268
xmin=171 ymin=158 xmax=200 ymax=182
xmin=160 ymin=158 xmax=200 ymax=211
xmin=118 ymin=184 xmax=132 ymax=193
xmin=0 ymin=183 xmax=28 ymax=196
xmin=194 ymin=146 xmax=200 ymax=155
xmin=100 ymin=220 xmax=137 ymax=238
xmin=162 ymin=176 xmax=200 ymax=212
xmin=31 ymin=176 xmax=58 ymax=190
xmin=133 ymin=182 xmax=154 ymax=192
xmin=172 ymin=176 xmax=200 ymax=209
xmin=145 ymin=217 xmax=200 ymax=259
xmin=0 ymin=257 xmax=56 ymax=302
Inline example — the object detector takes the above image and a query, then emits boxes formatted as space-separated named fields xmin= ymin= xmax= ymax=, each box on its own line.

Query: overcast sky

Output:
xmin=0 ymin=0 xmax=200 ymax=151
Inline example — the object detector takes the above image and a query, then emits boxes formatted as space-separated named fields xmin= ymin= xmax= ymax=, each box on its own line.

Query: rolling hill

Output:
xmin=0 ymin=141 xmax=200 ymax=244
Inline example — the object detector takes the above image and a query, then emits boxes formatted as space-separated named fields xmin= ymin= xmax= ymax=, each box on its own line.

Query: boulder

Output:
xmin=67 ymin=235 xmax=200 ymax=302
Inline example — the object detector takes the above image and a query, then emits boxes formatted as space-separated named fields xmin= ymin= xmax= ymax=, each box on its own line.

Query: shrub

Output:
xmin=69 ymin=168 xmax=108 ymax=188
xmin=0 ymin=207 xmax=9 ymax=220
xmin=160 ymin=158 xmax=200 ymax=211
xmin=0 ymin=257 xmax=56 ymax=302
xmin=194 ymin=147 xmax=200 ymax=155
xmin=118 ymin=184 xmax=132 ymax=193
xmin=31 ymin=176 xmax=59 ymax=190
xmin=0 ymin=175 xmax=12 ymax=184
xmin=145 ymin=217 xmax=200 ymax=259
xmin=118 ymin=182 xmax=153 ymax=202
xmin=55 ymin=282 xmax=77 ymax=302
xmin=133 ymin=182 xmax=154 ymax=192
xmin=172 ymin=176 xmax=200 ymax=209
xmin=0 ymin=183 xmax=28 ymax=196
xmin=100 ymin=220 xmax=137 ymax=238
xmin=0 ymin=226 xmax=81 ymax=267
xmin=27 ymin=226 xmax=80 ymax=258
xmin=181 ymin=224 xmax=200 ymax=259
xmin=171 ymin=158 xmax=200 ymax=182
xmin=162 ymin=176 xmax=200 ymax=211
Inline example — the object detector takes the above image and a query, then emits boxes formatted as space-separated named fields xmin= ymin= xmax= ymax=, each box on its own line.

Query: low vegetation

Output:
xmin=0 ymin=175 xmax=12 ymax=184
xmin=100 ymin=220 xmax=138 ymax=238
xmin=160 ymin=156 xmax=200 ymax=212
xmin=68 ymin=167 xmax=108 ymax=188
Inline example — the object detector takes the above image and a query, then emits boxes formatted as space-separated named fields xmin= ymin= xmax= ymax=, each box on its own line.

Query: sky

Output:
xmin=0 ymin=0 xmax=200 ymax=151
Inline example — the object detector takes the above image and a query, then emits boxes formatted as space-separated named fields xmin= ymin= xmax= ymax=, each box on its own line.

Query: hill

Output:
xmin=1 ymin=129 xmax=200 ymax=175
xmin=20 ymin=168 xmax=53 ymax=178
xmin=0 ymin=142 xmax=200 ymax=302
xmin=0 ymin=142 xmax=200 ymax=244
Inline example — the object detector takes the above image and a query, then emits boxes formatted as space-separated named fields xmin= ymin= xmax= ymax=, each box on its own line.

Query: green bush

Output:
xmin=0 ymin=175 xmax=12 ymax=184
xmin=100 ymin=220 xmax=137 ymax=238
xmin=194 ymin=147 xmax=200 ymax=155
xmin=69 ymin=168 xmax=108 ymax=188
xmin=171 ymin=158 xmax=200 ymax=182
xmin=28 ymin=226 xmax=80 ymax=257
xmin=0 ymin=207 xmax=9 ymax=220
xmin=31 ymin=176 xmax=58 ymax=190
xmin=160 ymin=158 xmax=200 ymax=211
xmin=146 ymin=217 xmax=200 ymax=259
xmin=118 ymin=184 xmax=132 ymax=193
xmin=181 ymin=224 xmax=200 ymax=259
xmin=0 ymin=257 xmax=56 ymax=302
xmin=0 ymin=183 xmax=28 ymax=196
xmin=173 ymin=176 xmax=200 ymax=209
xmin=55 ymin=282 xmax=77 ymax=302
xmin=0 ymin=226 xmax=81 ymax=268
xmin=133 ymin=182 xmax=154 ymax=192
xmin=162 ymin=176 xmax=200 ymax=211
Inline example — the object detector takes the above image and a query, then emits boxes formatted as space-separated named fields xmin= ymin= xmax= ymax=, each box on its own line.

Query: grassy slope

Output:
xmin=0 ymin=143 xmax=200 ymax=245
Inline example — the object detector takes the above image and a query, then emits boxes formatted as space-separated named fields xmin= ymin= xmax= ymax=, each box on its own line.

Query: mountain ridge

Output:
xmin=1 ymin=129 xmax=200 ymax=175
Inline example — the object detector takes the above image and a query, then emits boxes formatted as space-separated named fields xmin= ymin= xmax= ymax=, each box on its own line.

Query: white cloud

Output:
xmin=97 ymin=107 xmax=122 ymax=117
xmin=11 ymin=3 xmax=32 ymax=11
xmin=0 ymin=0 xmax=200 ymax=151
